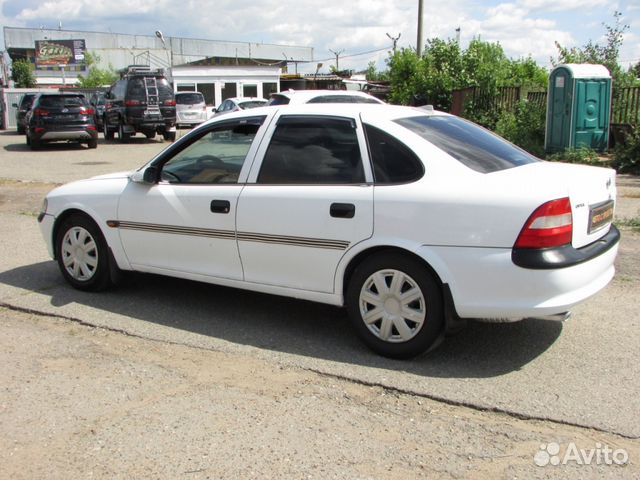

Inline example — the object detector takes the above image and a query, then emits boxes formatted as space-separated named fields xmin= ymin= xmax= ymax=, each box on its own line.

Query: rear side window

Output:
xmin=176 ymin=93 xmax=204 ymax=105
xmin=307 ymin=95 xmax=380 ymax=104
xmin=395 ymin=115 xmax=539 ymax=173
xmin=258 ymin=116 xmax=364 ymax=184
xmin=364 ymin=124 xmax=424 ymax=184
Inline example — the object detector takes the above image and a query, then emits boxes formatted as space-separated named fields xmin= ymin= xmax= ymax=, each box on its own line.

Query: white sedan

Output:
xmin=37 ymin=104 xmax=619 ymax=358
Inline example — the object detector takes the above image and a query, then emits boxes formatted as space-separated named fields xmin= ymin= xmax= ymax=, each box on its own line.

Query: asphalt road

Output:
xmin=1 ymin=129 xmax=639 ymax=441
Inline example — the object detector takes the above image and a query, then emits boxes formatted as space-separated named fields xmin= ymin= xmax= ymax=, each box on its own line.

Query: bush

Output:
xmin=546 ymin=148 xmax=600 ymax=165
xmin=494 ymin=100 xmax=546 ymax=157
xmin=613 ymin=127 xmax=640 ymax=174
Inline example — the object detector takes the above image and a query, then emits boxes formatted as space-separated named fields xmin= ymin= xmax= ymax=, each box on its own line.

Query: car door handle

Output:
xmin=330 ymin=203 xmax=355 ymax=219
xmin=210 ymin=200 xmax=231 ymax=214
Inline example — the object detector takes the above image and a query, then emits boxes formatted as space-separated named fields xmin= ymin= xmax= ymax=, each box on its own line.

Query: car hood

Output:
xmin=88 ymin=171 xmax=135 ymax=181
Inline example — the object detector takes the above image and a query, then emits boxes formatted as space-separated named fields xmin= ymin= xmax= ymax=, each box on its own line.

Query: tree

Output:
xmin=11 ymin=59 xmax=36 ymax=88
xmin=553 ymin=11 xmax=632 ymax=86
xmin=77 ymin=52 xmax=118 ymax=88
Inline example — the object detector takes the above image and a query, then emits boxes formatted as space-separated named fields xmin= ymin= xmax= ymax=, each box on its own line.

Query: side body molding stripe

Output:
xmin=109 ymin=220 xmax=350 ymax=251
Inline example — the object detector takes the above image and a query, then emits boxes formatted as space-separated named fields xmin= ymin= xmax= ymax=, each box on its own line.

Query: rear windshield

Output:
xmin=176 ymin=93 xmax=204 ymax=105
xmin=21 ymin=95 xmax=36 ymax=108
xmin=38 ymin=95 xmax=87 ymax=109
xmin=127 ymin=77 xmax=174 ymax=101
xmin=307 ymin=95 xmax=381 ymax=104
xmin=238 ymin=100 xmax=267 ymax=109
xmin=268 ymin=95 xmax=290 ymax=106
xmin=395 ymin=115 xmax=540 ymax=173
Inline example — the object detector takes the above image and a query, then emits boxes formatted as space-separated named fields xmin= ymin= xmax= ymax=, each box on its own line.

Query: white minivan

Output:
xmin=175 ymin=91 xmax=207 ymax=127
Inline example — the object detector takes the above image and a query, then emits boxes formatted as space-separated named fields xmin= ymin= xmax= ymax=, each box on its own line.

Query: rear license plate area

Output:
xmin=588 ymin=200 xmax=614 ymax=234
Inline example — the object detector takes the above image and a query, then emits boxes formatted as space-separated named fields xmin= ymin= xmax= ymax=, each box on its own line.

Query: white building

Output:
xmin=3 ymin=26 xmax=314 ymax=107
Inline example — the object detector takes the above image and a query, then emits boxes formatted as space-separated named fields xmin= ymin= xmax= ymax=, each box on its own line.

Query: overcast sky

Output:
xmin=1 ymin=0 xmax=638 ymax=74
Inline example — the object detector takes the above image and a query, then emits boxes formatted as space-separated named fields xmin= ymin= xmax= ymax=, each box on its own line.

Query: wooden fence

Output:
xmin=451 ymin=85 xmax=640 ymax=128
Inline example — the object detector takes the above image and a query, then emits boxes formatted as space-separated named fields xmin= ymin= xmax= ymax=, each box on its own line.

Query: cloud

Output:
xmin=517 ymin=0 xmax=609 ymax=12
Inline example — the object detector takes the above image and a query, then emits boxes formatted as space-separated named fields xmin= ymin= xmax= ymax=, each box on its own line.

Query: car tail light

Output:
xmin=164 ymin=100 xmax=176 ymax=106
xmin=80 ymin=107 xmax=95 ymax=115
xmin=514 ymin=198 xmax=573 ymax=249
xmin=86 ymin=125 xmax=97 ymax=131
xmin=33 ymin=108 xmax=49 ymax=117
xmin=35 ymin=127 xmax=46 ymax=134
xmin=125 ymin=100 xmax=142 ymax=106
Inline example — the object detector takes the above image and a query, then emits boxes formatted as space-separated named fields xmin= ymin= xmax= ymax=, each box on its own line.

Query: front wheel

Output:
xmin=55 ymin=214 xmax=111 ymax=291
xmin=346 ymin=252 xmax=444 ymax=359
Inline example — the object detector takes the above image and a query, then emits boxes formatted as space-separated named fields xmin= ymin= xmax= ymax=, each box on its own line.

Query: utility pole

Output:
xmin=386 ymin=33 xmax=401 ymax=52
xmin=329 ymin=48 xmax=344 ymax=71
xmin=455 ymin=27 xmax=461 ymax=45
xmin=417 ymin=0 xmax=424 ymax=56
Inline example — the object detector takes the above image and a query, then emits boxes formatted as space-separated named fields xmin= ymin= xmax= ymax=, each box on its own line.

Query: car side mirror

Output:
xmin=130 ymin=166 xmax=158 ymax=184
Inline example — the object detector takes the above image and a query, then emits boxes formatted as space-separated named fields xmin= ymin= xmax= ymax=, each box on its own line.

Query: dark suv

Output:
xmin=25 ymin=93 xmax=98 ymax=150
xmin=103 ymin=66 xmax=176 ymax=142
xmin=14 ymin=93 xmax=37 ymax=134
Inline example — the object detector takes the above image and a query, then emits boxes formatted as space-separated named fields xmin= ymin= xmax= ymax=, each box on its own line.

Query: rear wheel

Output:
xmin=118 ymin=122 xmax=131 ymax=143
xmin=30 ymin=137 xmax=41 ymax=150
xmin=103 ymin=118 xmax=114 ymax=140
xmin=17 ymin=124 xmax=25 ymax=135
xmin=55 ymin=214 xmax=111 ymax=291
xmin=87 ymin=138 xmax=98 ymax=149
xmin=163 ymin=131 xmax=176 ymax=142
xmin=346 ymin=252 xmax=444 ymax=359
xmin=144 ymin=130 xmax=156 ymax=139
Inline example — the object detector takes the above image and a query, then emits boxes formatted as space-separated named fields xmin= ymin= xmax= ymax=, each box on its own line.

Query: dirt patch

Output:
xmin=1 ymin=307 xmax=638 ymax=480
xmin=0 ymin=179 xmax=58 ymax=216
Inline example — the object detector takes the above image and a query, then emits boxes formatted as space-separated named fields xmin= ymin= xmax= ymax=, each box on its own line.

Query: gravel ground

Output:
xmin=0 ymin=130 xmax=639 ymax=478
xmin=1 ymin=306 xmax=638 ymax=480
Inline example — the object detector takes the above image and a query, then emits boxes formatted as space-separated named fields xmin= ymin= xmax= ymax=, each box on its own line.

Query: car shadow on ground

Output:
xmin=0 ymin=261 xmax=563 ymax=379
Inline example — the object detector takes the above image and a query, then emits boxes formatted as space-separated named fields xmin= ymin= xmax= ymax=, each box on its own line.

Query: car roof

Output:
xmin=270 ymin=89 xmax=384 ymax=104
xmin=205 ymin=103 xmax=445 ymax=124
xmin=175 ymin=91 xmax=203 ymax=95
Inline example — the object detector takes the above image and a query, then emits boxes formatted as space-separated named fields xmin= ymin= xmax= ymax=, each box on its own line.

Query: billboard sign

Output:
xmin=35 ymin=39 xmax=86 ymax=66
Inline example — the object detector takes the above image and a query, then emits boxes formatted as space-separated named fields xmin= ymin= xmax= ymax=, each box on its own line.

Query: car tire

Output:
xmin=87 ymin=138 xmax=98 ymax=149
xmin=346 ymin=252 xmax=444 ymax=359
xmin=30 ymin=137 xmax=41 ymax=150
xmin=55 ymin=214 xmax=112 ymax=291
xmin=163 ymin=131 xmax=176 ymax=142
xmin=118 ymin=122 xmax=131 ymax=143
xmin=144 ymin=131 xmax=156 ymax=139
xmin=17 ymin=125 xmax=25 ymax=135
xmin=103 ymin=118 xmax=114 ymax=140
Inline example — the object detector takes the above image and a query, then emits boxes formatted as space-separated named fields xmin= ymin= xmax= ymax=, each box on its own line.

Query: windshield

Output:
xmin=238 ymin=100 xmax=267 ymax=109
xmin=176 ymin=93 xmax=204 ymax=105
xmin=395 ymin=115 xmax=540 ymax=173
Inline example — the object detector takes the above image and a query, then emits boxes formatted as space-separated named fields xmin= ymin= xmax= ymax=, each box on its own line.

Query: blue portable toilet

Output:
xmin=545 ymin=64 xmax=612 ymax=153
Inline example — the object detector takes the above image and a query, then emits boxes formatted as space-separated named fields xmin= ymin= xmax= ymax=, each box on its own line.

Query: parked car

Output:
xmin=37 ymin=104 xmax=619 ymax=358
xmin=175 ymin=91 xmax=208 ymax=127
xmin=103 ymin=65 xmax=176 ymax=142
xmin=13 ymin=93 xmax=37 ymax=134
xmin=25 ymin=93 xmax=98 ymax=150
xmin=268 ymin=90 xmax=384 ymax=105
xmin=214 ymin=97 xmax=268 ymax=116
xmin=89 ymin=92 xmax=107 ymax=130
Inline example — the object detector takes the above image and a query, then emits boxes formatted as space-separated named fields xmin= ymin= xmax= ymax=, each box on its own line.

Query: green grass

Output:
xmin=616 ymin=217 xmax=640 ymax=232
